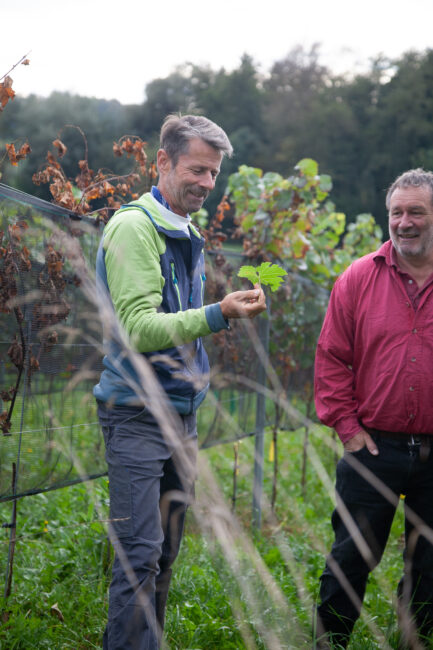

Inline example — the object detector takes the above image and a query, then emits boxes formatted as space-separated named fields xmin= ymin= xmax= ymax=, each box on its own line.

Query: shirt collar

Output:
xmin=372 ymin=239 xmax=394 ymax=265
xmin=151 ymin=185 xmax=172 ymax=211
xmin=389 ymin=244 xmax=401 ymax=269
xmin=149 ymin=188 xmax=191 ymax=236
xmin=373 ymin=239 xmax=433 ymax=290
xmin=375 ymin=239 xmax=421 ymax=274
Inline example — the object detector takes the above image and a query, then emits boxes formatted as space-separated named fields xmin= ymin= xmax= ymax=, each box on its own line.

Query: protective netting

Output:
xmin=0 ymin=184 xmax=105 ymax=502
xmin=0 ymin=184 xmax=329 ymax=502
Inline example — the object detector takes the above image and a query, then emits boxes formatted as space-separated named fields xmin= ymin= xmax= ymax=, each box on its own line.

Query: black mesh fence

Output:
xmin=0 ymin=184 xmax=105 ymax=502
xmin=0 ymin=184 xmax=329 ymax=502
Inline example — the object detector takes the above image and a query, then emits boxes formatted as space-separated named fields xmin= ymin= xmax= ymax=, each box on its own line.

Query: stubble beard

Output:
xmin=390 ymin=227 xmax=433 ymax=261
xmin=183 ymin=185 xmax=208 ymax=213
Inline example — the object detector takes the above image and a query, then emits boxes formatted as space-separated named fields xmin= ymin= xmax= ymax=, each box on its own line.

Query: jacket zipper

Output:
xmin=170 ymin=261 xmax=182 ymax=311
xmin=201 ymin=273 xmax=206 ymax=305
xmin=171 ymin=261 xmax=194 ymax=374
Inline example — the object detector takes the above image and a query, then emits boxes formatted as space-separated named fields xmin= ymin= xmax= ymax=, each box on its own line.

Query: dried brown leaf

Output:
xmin=0 ymin=76 xmax=15 ymax=110
xmin=50 ymin=603 xmax=64 ymax=622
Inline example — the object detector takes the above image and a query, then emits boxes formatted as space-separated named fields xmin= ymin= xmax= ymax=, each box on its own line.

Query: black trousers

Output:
xmin=316 ymin=434 xmax=433 ymax=648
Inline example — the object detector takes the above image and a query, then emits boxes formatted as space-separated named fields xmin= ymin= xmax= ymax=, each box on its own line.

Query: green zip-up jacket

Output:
xmin=93 ymin=191 xmax=228 ymax=413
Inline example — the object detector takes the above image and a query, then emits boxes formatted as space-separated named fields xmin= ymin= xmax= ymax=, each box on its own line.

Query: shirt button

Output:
xmin=412 ymin=328 xmax=417 ymax=334
xmin=408 ymin=279 xmax=414 ymax=284
xmin=411 ymin=357 xmax=416 ymax=362
xmin=409 ymin=386 xmax=415 ymax=391
xmin=409 ymin=414 xmax=414 ymax=419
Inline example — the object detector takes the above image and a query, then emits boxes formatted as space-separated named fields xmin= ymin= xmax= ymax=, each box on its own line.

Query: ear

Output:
xmin=157 ymin=149 xmax=171 ymax=175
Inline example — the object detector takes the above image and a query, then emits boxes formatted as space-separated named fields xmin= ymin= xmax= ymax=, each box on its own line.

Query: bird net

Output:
xmin=0 ymin=184 xmax=105 ymax=502
xmin=0 ymin=183 xmax=328 ymax=502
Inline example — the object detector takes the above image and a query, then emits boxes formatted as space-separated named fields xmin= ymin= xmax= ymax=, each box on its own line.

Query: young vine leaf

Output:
xmin=238 ymin=262 xmax=287 ymax=292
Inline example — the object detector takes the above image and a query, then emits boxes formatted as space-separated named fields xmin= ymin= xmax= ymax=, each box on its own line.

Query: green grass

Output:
xmin=0 ymin=478 xmax=110 ymax=648
xmin=0 ymin=427 xmax=409 ymax=649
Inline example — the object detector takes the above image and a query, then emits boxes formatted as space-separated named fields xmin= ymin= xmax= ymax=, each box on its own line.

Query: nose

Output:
xmin=198 ymin=171 xmax=215 ymax=191
xmin=399 ymin=211 xmax=414 ymax=229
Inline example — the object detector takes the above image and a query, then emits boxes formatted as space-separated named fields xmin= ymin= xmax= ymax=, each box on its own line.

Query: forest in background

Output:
xmin=2 ymin=44 xmax=433 ymax=233
xmin=1 ymin=43 xmax=431 ymax=650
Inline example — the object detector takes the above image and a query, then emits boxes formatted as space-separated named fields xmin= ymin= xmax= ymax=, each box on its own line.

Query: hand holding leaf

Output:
xmin=237 ymin=262 xmax=287 ymax=292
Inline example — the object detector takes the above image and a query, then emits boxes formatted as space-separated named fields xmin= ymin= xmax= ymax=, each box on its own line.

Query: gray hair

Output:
xmin=386 ymin=168 xmax=433 ymax=209
xmin=159 ymin=114 xmax=233 ymax=166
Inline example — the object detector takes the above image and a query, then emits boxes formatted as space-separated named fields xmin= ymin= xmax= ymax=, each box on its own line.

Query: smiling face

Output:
xmin=156 ymin=138 xmax=223 ymax=216
xmin=388 ymin=185 xmax=433 ymax=265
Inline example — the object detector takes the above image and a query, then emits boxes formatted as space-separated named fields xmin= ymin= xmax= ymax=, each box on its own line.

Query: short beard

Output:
xmin=390 ymin=230 xmax=432 ymax=260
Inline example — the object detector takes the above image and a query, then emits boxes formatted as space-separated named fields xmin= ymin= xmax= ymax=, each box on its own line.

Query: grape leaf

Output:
xmin=238 ymin=262 xmax=287 ymax=292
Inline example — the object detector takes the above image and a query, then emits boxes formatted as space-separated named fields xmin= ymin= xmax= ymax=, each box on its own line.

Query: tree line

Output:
xmin=2 ymin=45 xmax=433 ymax=233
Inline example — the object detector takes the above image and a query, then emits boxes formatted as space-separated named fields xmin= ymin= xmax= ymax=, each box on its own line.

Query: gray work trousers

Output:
xmin=97 ymin=402 xmax=197 ymax=650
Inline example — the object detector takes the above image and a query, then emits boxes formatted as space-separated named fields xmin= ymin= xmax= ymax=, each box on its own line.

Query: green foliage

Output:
xmin=227 ymin=158 xmax=382 ymax=290
xmin=238 ymin=262 xmax=287 ymax=292
xmin=0 ymin=480 xmax=109 ymax=648
xmin=191 ymin=207 xmax=209 ymax=228
xmin=221 ymin=158 xmax=383 ymax=417
xmin=166 ymin=537 xmax=251 ymax=649
xmin=0 ymin=428 xmax=405 ymax=648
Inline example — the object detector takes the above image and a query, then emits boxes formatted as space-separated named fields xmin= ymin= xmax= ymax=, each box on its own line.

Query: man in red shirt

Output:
xmin=314 ymin=169 xmax=433 ymax=649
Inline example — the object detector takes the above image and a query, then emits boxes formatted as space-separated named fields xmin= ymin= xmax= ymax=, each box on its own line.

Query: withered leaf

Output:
xmin=102 ymin=181 xmax=115 ymax=195
xmin=16 ymin=142 xmax=31 ymax=162
xmin=113 ymin=142 xmax=122 ymax=157
xmin=0 ymin=76 xmax=15 ymax=110
xmin=0 ymin=387 xmax=16 ymax=401
xmin=0 ymin=411 xmax=11 ymax=435
xmin=7 ymin=336 xmax=23 ymax=368
xmin=5 ymin=143 xmax=18 ymax=166
xmin=29 ymin=355 xmax=40 ymax=372
xmin=50 ymin=603 xmax=64 ymax=622
xmin=53 ymin=139 xmax=67 ymax=158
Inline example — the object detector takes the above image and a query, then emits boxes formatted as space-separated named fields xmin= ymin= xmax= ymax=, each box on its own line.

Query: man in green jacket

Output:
xmin=94 ymin=114 xmax=266 ymax=649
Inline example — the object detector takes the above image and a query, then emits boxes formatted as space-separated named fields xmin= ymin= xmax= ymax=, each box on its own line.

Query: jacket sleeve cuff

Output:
xmin=205 ymin=303 xmax=230 ymax=332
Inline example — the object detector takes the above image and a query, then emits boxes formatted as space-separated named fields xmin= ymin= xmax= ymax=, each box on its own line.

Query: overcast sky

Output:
xmin=2 ymin=0 xmax=433 ymax=105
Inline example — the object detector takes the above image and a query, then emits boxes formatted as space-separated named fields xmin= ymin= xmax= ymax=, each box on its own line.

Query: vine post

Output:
xmin=252 ymin=304 xmax=270 ymax=530
xmin=231 ymin=442 xmax=239 ymax=513
xmin=4 ymin=463 xmax=17 ymax=602
xmin=301 ymin=383 xmax=313 ymax=500
xmin=271 ymin=403 xmax=281 ymax=512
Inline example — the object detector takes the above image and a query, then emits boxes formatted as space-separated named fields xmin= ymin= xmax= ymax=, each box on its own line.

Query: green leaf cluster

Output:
xmin=222 ymin=158 xmax=383 ymax=396
xmin=227 ymin=158 xmax=382 ymax=291
xmin=238 ymin=262 xmax=287 ymax=292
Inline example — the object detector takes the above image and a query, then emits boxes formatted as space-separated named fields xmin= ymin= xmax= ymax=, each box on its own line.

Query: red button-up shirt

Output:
xmin=314 ymin=240 xmax=433 ymax=443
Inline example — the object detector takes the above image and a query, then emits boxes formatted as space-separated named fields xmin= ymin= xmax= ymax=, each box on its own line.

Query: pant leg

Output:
xmin=399 ymin=445 xmax=433 ymax=643
xmin=99 ymin=404 xmax=172 ymax=650
xmin=316 ymin=441 xmax=402 ymax=647
xmin=155 ymin=413 xmax=197 ymax=637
